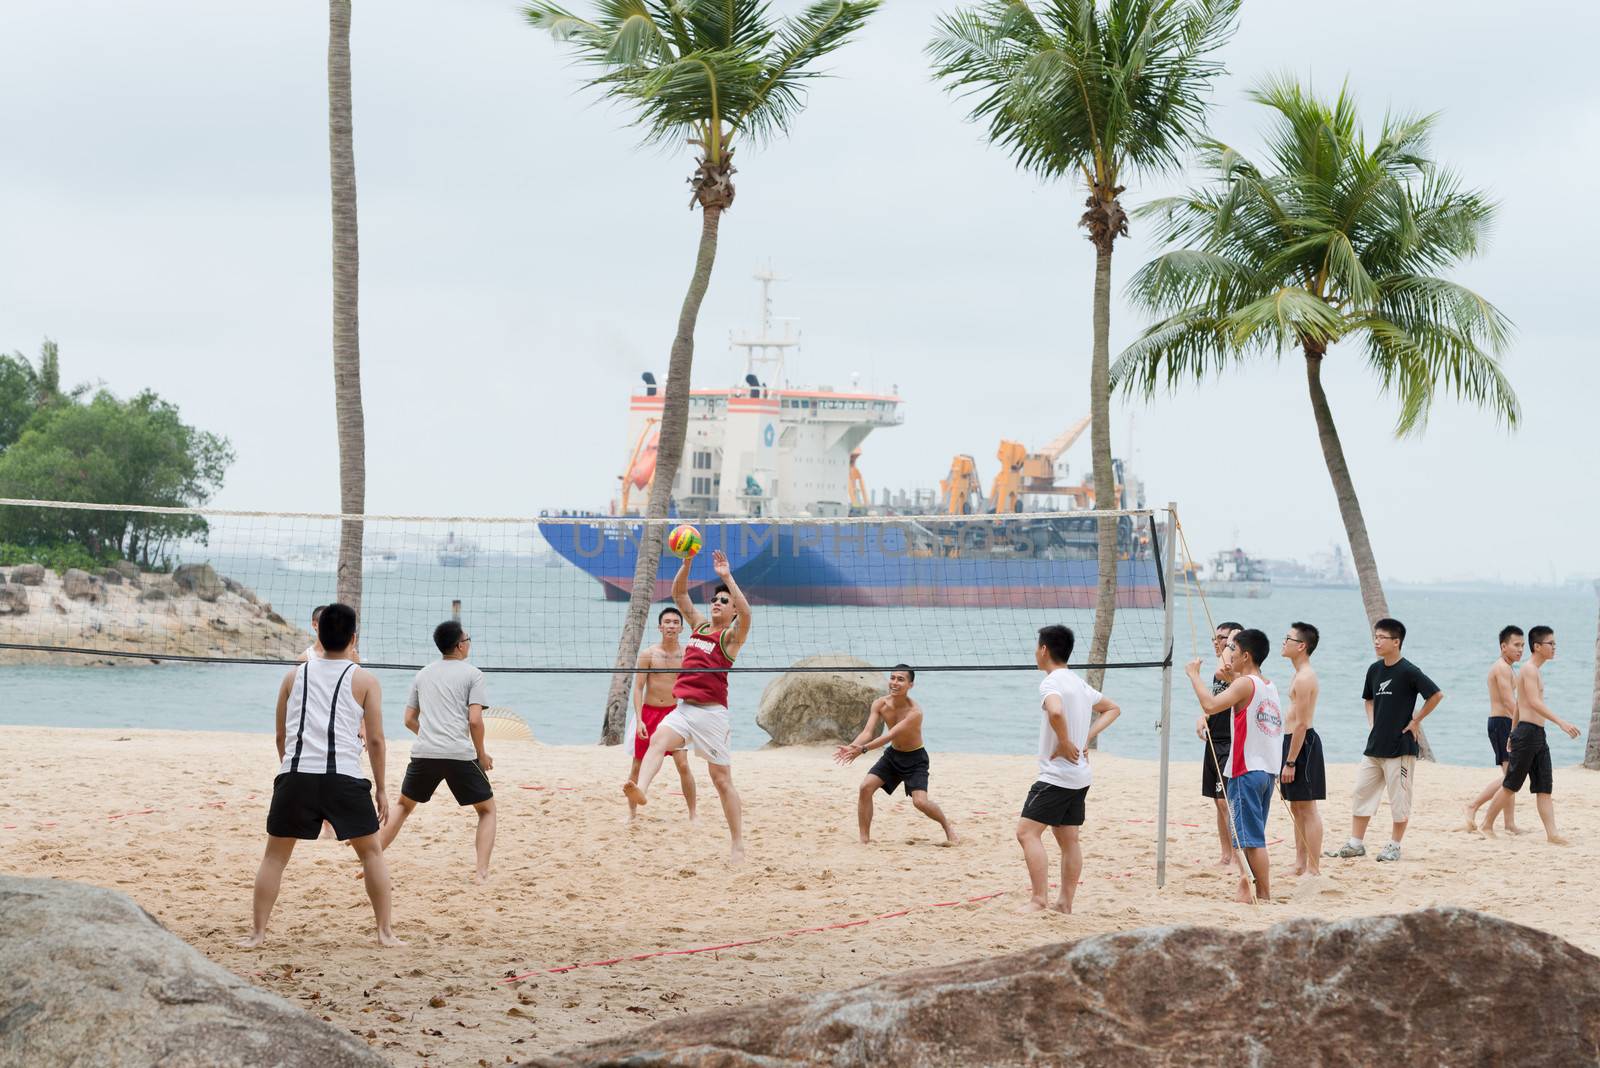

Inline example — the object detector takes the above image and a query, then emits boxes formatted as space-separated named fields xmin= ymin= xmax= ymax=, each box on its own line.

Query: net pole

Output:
xmin=1156 ymin=501 xmax=1179 ymax=888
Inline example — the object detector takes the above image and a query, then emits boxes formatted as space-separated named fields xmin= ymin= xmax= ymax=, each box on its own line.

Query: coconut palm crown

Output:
xmin=525 ymin=0 xmax=880 ymax=744
xmin=1113 ymin=76 xmax=1517 ymax=626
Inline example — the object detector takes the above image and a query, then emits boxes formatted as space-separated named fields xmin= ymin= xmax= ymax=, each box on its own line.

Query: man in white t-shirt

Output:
xmin=1016 ymin=624 xmax=1121 ymax=914
xmin=377 ymin=619 xmax=496 ymax=883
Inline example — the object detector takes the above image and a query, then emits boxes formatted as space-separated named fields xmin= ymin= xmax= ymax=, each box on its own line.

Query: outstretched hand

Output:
xmin=833 ymin=744 xmax=861 ymax=765
xmin=711 ymin=549 xmax=731 ymax=578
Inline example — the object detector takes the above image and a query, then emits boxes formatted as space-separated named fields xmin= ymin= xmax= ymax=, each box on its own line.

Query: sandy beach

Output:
xmin=3 ymin=725 xmax=1597 ymax=1066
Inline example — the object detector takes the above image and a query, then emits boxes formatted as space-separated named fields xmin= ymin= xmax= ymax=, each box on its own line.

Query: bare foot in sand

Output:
xmin=1506 ymin=824 xmax=1525 ymax=835
xmin=1214 ymin=857 xmax=1235 ymax=871
xmin=942 ymin=830 xmax=960 ymax=846
xmin=376 ymin=929 xmax=406 ymax=947
xmin=1548 ymin=834 xmax=1570 ymax=846
xmin=1462 ymin=805 xmax=1479 ymax=832
xmin=1050 ymin=900 xmax=1072 ymax=915
xmin=236 ymin=931 xmax=267 ymax=949
xmin=622 ymin=782 xmax=646 ymax=807
xmin=1015 ymin=900 xmax=1048 ymax=914
xmin=729 ymin=843 xmax=746 ymax=865
xmin=1234 ymin=878 xmax=1254 ymax=904
xmin=473 ymin=868 xmax=490 ymax=885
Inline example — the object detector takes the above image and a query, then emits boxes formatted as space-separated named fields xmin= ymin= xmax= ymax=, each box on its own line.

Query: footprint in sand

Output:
xmin=1289 ymin=875 xmax=1343 ymax=900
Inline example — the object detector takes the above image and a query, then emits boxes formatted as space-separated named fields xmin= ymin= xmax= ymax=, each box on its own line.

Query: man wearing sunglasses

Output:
xmin=626 ymin=548 xmax=753 ymax=863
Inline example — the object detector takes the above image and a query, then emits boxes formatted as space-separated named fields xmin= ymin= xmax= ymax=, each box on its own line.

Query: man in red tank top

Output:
xmin=625 ymin=547 xmax=752 ymax=863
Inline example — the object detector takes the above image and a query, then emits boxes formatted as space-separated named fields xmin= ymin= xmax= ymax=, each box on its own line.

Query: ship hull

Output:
xmin=541 ymin=518 xmax=1164 ymax=608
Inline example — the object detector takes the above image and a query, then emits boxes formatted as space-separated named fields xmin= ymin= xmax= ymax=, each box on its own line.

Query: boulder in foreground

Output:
xmin=756 ymin=653 xmax=882 ymax=745
xmin=0 ymin=875 xmax=386 ymax=1068
xmin=523 ymin=908 xmax=1600 ymax=1067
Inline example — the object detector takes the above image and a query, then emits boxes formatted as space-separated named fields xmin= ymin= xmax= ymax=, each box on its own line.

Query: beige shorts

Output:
xmin=1351 ymin=755 xmax=1415 ymax=822
xmin=658 ymin=702 xmax=732 ymax=766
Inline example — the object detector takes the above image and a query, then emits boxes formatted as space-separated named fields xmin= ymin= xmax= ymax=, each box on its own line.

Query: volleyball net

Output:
xmin=0 ymin=499 xmax=1176 ymax=673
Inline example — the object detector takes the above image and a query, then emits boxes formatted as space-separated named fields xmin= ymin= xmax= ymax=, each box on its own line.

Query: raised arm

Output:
xmin=356 ymin=671 xmax=389 ymax=827
xmin=712 ymin=550 xmax=753 ymax=658
xmin=1185 ymin=659 xmax=1252 ymax=715
xmin=671 ymin=555 xmax=707 ymax=632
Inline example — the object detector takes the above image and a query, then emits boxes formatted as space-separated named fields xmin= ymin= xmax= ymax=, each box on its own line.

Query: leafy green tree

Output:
xmin=0 ymin=389 xmax=234 ymax=567
xmin=1112 ymin=77 xmax=1515 ymax=628
xmin=525 ymin=0 xmax=881 ymax=744
xmin=0 ymin=352 xmax=39 ymax=452
xmin=929 ymin=0 xmax=1238 ymax=690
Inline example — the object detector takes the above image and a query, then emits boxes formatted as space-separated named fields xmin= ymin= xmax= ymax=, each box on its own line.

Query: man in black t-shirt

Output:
xmin=1327 ymin=618 xmax=1444 ymax=864
xmin=1195 ymin=622 xmax=1242 ymax=869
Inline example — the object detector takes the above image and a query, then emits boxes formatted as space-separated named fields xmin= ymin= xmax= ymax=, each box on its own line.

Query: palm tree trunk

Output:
xmin=1086 ymin=245 xmax=1118 ymax=708
xmin=328 ymin=0 xmax=364 ymax=612
xmin=1305 ymin=350 xmax=1433 ymax=760
xmin=1586 ymin=580 xmax=1600 ymax=770
xmin=599 ymin=205 xmax=724 ymax=744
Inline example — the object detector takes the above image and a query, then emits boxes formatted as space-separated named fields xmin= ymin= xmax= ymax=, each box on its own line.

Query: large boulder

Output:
xmin=172 ymin=562 xmax=224 ymax=602
xmin=111 ymin=559 xmax=143 ymax=584
xmin=756 ymin=653 xmax=882 ymax=745
xmin=98 ymin=566 xmax=124 ymax=586
xmin=0 ymin=875 xmax=386 ymax=1067
xmin=61 ymin=568 xmax=105 ymax=603
xmin=10 ymin=563 xmax=45 ymax=586
xmin=0 ymin=584 xmax=28 ymax=615
xmin=524 ymin=909 xmax=1600 ymax=1067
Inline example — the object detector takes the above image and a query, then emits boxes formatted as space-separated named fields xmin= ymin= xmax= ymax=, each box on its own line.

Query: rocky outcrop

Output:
xmin=61 ymin=568 xmax=105 ymax=603
xmin=0 ymin=874 xmax=387 ymax=1067
xmin=756 ymin=654 xmax=881 ymax=746
xmin=110 ymin=559 xmax=141 ymax=584
xmin=98 ymin=566 xmax=124 ymax=586
xmin=524 ymin=908 xmax=1600 ymax=1068
xmin=173 ymin=562 xmax=225 ymax=602
xmin=0 ymin=566 xmax=308 ymax=666
xmin=10 ymin=563 xmax=45 ymax=586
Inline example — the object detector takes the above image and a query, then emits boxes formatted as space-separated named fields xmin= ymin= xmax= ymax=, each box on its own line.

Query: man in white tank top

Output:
xmin=1186 ymin=628 xmax=1283 ymax=902
xmin=240 ymin=603 xmax=403 ymax=948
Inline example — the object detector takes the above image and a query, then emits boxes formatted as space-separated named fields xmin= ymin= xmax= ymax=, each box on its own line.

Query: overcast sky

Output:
xmin=3 ymin=1 xmax=1595 ymax=583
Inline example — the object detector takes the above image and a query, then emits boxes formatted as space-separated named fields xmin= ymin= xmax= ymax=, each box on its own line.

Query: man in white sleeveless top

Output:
xmin=240 ymin=603 xmax=402 ymax=947
xmin=1186 ymin=628 xmax=1284 ymax=902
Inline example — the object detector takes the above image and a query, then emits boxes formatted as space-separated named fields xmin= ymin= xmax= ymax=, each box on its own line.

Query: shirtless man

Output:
xmin=834 ymin=665 xmax=957 ymax=845
xmin=1278 ymin=622 xmax=1325 ymax=876
xmin=628 ymin=606 xmax=697 ymax=822
xmin=1463 ymin=625 xmax=1523 ymax=833
xmin=297 ymin=605 xmax=326 ymax=662
xmin=1481 ymin=626 xmax=1580 ymax=844
xmin=626 ymin=549 xmax=752 ymax=862
xmin=1196 ymin=622 xmax=1243 ymax=869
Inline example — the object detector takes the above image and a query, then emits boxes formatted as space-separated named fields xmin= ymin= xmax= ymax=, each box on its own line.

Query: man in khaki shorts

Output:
xmin=1328 ymin=618 xmax=1444 ymax=864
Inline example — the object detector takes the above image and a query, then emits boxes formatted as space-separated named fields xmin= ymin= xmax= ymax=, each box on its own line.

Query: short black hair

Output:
xmin=1233 ymin=628 xmax=1269 ymax=668
xmin=433 ymin=619 xmax=465 ymax=654
xmin=1498 ymin=624 xmax=1524 ymax=645
xmin=1529 ymin=624 xmax=1554 ymax=647
xmin=1037 ymin=624 xmax=1074 ymax=665
xmin=1374 ymin=617 xmax=1406 ymax=647
xmin=1216 ymin=621 xmax=1243 ymax=634
xmin=890 ymin=663 xmax=915 ymax=683
xmin=311 ymin=604 xmax=325 ymax=624
xmin=1290 ymin=621 xmax=1319 ymax=656
xmin=318 ymin=603 xmax=357 ymax=652
xmin=658 ymin=606 xmax=683 ymax=623
xmin=713 ymin=583 xmax=731 ymax=599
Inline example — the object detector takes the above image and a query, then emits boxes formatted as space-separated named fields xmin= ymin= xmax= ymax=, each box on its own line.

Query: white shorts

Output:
xmin=658 ymin=702 xmax=731 ymax=766
xmin=1351 ymin=755 xmax=1415 ymax=822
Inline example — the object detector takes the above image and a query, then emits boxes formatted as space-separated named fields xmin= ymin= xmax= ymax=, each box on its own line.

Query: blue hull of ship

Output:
xmin=538 ymin=518 xmax=1162 ymax=608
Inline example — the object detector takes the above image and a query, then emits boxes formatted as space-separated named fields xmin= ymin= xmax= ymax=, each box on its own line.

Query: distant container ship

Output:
xmin=540 ymin=270 xmax=1162 ymax=607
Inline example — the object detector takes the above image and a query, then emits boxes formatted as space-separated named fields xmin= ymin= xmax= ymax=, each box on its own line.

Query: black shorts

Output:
xmin=1201 ymin=740 xmax=1230 ymax=799
xmin=401 ymin=758 xmax=494 ymax=806
xmin=1488 ymin=716 xmax=1512 ymax=766
xmin=1021 ymin=781 xmax=1088 ymax=827
xmin=267 ymin=772 xmax=379 ymax=840
xmin=1502 ymin=724 xmax=1552 ymax=795
xmin=1280 ymin=728 xmax=1327 ymax=802
xmin=867 ymin=746 xmax=930 ymax=795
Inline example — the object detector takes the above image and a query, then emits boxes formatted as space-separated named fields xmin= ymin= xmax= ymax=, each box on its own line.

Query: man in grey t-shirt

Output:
xmin=378 ymin=620 xmax=497 ymax=883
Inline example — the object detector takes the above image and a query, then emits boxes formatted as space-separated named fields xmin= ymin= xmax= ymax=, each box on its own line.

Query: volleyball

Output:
xmin=666 ymin=524 xmax=703 ymax=559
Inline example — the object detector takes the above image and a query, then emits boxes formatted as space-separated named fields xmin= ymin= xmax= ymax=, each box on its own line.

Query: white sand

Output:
xmin=2 ymin=725 xmax=1596 ymax=1066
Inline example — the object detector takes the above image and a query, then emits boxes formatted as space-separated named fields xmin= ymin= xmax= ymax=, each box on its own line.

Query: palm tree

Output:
xmin=329 ymin=0 xmax=365 ymax=612
xmin=929 ymin=0 xmax=1238 ymax=691
xmin=526 ymin=0 xmax=881 ymax=744
xmin=1112 ymin=79 xmax=1517 ymax=760
xmin=1586 ymin=581 xmax=1600 ymax=770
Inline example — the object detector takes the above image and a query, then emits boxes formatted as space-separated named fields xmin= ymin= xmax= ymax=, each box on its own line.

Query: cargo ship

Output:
xmin=539 ymin=270 xmax=1163 ymax=607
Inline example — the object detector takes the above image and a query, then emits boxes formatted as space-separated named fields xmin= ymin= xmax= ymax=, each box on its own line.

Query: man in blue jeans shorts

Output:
xmin=1186 ymin=628 xmax=1284 ymax=902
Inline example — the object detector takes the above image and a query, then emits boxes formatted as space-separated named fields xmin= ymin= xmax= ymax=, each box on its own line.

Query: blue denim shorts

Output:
xmin=1226 ymin=770 xmax=1274 ymax=849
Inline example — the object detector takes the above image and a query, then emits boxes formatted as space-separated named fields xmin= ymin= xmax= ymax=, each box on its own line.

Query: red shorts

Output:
xmin=635 ymin=703 xmax=680 ymax=759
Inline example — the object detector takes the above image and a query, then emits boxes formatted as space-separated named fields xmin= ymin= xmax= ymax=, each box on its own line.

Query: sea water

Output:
xmin=4 ymin=568 xmax=1594 ymax=771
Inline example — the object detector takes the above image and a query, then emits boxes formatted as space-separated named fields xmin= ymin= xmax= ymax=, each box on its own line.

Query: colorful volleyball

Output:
xmin=666 ymin=524 xmax=703 ymax=559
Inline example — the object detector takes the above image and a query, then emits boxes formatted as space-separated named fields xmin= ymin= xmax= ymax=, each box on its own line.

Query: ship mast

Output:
xmin=730 ymin=265 xmax=800 ymax=388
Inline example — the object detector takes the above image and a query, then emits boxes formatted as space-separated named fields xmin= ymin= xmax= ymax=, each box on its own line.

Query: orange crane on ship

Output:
xmin=939 ymin=415 xmax=1111 ymax=514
